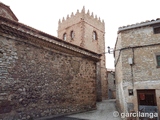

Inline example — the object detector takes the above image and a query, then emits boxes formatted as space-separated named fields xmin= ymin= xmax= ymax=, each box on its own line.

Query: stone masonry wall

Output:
xmin=0 ymin=35 xmax=97 ymax=120
xmin=119 ymin=26 xmax=160 ymax=82
xmin=58 ymin=21 xmax=83 ymax=47
xmin=107 ymin=70 xmax=116 ymax=99
xmin=115 ymin=33 xmax=124 ymax=113
xmin=58 ymin=9 xmax=107 ymax=100
xmin=107 ymin=71 xmax=115 ymax=90
xmin=120 ymin=26 xmax=159 ymax=48
xmin=115 ymin=25 xmax=160 ymax=114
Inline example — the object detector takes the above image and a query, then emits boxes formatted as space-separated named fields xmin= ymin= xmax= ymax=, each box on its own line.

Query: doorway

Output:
xmin=137 ymin=90 xmax=159 ymax=120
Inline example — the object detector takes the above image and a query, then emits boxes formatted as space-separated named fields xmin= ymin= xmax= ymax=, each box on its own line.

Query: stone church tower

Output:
xmin=58 ymin=7 xmax=107 ymax=100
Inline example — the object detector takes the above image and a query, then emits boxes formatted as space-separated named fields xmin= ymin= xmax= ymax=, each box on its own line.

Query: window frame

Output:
xmin=92 ymin=31 xmax=98 ymax=40
xmin=156 ymin=55 xmax=160 ymax=67
xmin=70 ymin=30 xmax=74 ymax=40
xmin=153 ymin=27 xmax=160 ymax=34
xmin=63 ymin=33 xmax=67 ymax=41
xmin=0 ymin=51 xmax=3 ymax=58
xmin=152 ymin=24 xmax=160 ymax=34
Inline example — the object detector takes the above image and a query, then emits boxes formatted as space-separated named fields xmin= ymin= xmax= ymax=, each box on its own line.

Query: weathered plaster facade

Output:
xmin=58 ymin=7 xmax=107 ymax=100
xmin=0 ymin=2 xmax=101 ymax=120
xmin=115 ymin=19 xmax=160 ymax=119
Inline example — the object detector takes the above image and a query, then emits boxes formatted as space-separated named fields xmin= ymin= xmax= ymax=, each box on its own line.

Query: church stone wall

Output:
xmin=0 ymin=36 xmax=97 ymax=120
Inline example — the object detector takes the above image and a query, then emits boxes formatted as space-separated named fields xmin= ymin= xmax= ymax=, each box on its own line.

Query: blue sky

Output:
xmin=1 ymin=0 xmax=160 ymax=69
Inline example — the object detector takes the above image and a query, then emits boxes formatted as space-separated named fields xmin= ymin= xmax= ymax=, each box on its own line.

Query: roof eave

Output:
xmin=118 ymin=19 xmax=160 ymax=33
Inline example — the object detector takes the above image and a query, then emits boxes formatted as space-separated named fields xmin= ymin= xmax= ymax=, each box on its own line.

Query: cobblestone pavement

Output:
xmin=52 ymin=99 xmax=121 ymax=120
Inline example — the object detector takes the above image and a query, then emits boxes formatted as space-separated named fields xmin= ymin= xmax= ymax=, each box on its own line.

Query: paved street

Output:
xmin=53 ymin=99 xmax=122 ymax=120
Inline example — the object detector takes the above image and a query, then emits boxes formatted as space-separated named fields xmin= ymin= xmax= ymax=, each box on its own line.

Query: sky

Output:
xmin=1 ymin=0 xmax=160 ymax=69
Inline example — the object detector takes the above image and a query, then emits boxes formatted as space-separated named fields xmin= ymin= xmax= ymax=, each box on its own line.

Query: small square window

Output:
xmin=154 ymin=27 xmax=160 ymax=34
xmin=128 ymin=89 xmax=133 ymax=96
xmin=156 ymin=55 xmax=160 ymax=67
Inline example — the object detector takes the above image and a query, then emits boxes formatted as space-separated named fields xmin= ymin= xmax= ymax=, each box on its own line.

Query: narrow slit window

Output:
xmin=93 ymin=31 xmax=97 ymax=40
xmin=70 ymin=31 xmax=74 ymax=40
xmin=63 ymin=33 xmax=66 ymax=41
xmin=156 ymin=55 xmax=160 ymax=67
xmin=0 ymin=51 xmax=3 ymax=58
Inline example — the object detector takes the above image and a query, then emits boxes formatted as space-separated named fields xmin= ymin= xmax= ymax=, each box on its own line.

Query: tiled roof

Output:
xmin=118 ymin=18 xmax=160 ymax=32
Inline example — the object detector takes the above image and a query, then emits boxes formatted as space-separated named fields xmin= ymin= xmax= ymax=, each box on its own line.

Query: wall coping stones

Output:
xmin=118 ymin=18 xmax=160 ymax=32
xmin=0 ymin=16 xmax=101 ymax=61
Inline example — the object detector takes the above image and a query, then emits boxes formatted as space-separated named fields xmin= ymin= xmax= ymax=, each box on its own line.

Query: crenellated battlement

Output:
xmin=57 ymin=6 xmax=105 ymax=50
xmin=58 ymin=6 xmax=104 ymax=31
xmin=57 ymin=6 xmax=105 ymax=51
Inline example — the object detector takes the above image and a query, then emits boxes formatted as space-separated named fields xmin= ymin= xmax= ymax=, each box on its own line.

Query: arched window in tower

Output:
xmin=63 ymin=33 xmax=67 ymax=41
xmin=70 ymin=30 xmax=74 ymax=40
xmin=93 ymin=31 xmax=97 ymax=40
